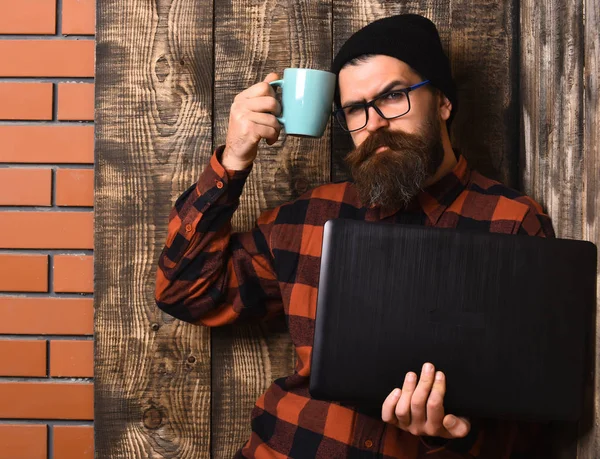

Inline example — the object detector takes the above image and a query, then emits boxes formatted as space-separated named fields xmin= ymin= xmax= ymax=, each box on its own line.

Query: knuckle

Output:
xmin=424 ymin=426 xmax=438 ymax=437
xmin=427 ymin=398 xmax=442 ymax=410
xmin=411 ymin=399 xmax=425 ymax=411
xmin=395 ymin=408 xmax=408 ymax=421
xmin=408 ymin=426 xmax=420 ymax=436
xmin=395 ymin=416 xmax=406 ymax=426
xmin=259 ymin=82 xmax=270 ymax=93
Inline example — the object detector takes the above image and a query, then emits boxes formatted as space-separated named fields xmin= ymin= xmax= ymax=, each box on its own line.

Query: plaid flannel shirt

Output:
xmin=156 ymin=145 xmax=556 ymax=458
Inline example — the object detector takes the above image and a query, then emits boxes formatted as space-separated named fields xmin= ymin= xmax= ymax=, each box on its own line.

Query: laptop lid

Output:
xmin=309 ymin=219 xmax=596 ymax=422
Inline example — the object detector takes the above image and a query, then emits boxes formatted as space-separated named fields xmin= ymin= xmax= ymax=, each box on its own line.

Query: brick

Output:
xmin=0 ymin=297 xmax=93 ymax=335
xmin=0 ymin=168 xmax=52 ymax=206
xmin=0 ymin=254 xmax=48 ymax=292
xmin=56 ymin=169 xmax=94 ymax=206
xmin=0 ymin=424 xmax=47 ymax=459
xmin=62 ymin=0 xmax=95 ymax=36
xmin=0 ymin=40 xmax=94 ymax=78
xmin=50 ymin=340 xmax=93 ymax=377
xmin=53 ymin=255 xmax=93 ymax=293
xmin=53 ymin=425 xmax=93 ymax=459
xmin=0 ymin=212 xmax=93 ymax=249
xmin=0 ymin=0 xmax=56 ymax=34
xmin=0 ymin=339 xmax=47 ymax=377
xmin=0 ymin=125 xmax=94 ymax=164
xmin=57 ymin=83 xmax=94 ymax=121
xmin=0 ymin=83 xmax=53 ymax=120
xmin=0 ymin=382 xmax=93 ymax=419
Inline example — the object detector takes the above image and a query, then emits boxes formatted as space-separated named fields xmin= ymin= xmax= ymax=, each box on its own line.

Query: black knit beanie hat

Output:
xmin=330 ymin=14 xmax=458 ymax=125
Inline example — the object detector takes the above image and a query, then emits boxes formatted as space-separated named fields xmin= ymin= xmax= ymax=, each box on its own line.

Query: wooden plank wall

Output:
xmin=520 ymin=0 xmax=599 ymax=457
xmin=211 ymin=1 xmax=331 ymax=456
xmin=95 ymin=0 xmax=599 ymax=457
xmin=95 ymin=0 xmax=214 ymax=457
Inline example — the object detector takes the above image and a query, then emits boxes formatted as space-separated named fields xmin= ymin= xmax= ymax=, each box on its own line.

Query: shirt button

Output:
xmin=364 ymin=439 xmax=373 ymax=448
xmin=185 ymin=224 xmax=193 ymax=232
xmin=215 ymin=180 xmax=224 ymax=189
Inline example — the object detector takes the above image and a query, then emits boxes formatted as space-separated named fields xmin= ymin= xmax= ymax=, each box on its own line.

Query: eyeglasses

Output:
xmin=333 ymin=80 xmax=431 ymax=132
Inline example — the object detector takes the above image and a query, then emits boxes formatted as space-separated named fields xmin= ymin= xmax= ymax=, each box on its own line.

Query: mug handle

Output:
xmin=268 ymin=80 xmax=285 ymax=125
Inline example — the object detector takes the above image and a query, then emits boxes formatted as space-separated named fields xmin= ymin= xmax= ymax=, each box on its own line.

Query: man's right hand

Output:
xmin=221 ymin=72 xmax=283 ymax=171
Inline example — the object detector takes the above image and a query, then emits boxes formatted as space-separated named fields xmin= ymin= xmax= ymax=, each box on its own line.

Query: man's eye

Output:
xmin=385 ymin=91 xmax=405 ymax=100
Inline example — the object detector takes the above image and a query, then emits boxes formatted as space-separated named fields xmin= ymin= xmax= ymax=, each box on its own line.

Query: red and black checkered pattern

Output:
xmin=156 ymin=145 xmax=555 ymax=458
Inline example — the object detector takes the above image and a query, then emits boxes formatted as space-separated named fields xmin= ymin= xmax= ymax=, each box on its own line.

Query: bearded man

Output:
xmin=155 ymin=13 xmax=555 ymax=458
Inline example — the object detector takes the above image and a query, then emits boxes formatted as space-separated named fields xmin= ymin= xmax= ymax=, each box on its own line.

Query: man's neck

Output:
xmin=423 ymin=134 xmax=458 ymax=188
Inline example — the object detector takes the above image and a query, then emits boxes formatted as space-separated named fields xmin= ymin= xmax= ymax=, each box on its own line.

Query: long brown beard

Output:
xmin=344 ymin=107 xmax=445 ymax=211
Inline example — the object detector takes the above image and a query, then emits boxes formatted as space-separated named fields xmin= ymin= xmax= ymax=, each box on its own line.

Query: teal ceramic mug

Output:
xmin=269 ymin=68 xmax=336 ymax=138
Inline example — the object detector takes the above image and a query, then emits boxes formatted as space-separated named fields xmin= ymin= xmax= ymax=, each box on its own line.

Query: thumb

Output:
xmin=263 ymin=72 xmax=280 ymax=83
xmin=443 ymin=415 xmax=471 ymax=438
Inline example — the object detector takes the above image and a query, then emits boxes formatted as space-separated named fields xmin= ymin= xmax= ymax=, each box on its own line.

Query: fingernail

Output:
xmin=447 ymin=416 xmax=456 ymax=427
xmin=393 ymin=388 xmax=401 ymax=397
xmin=435 ymin=371 xmax=444 ymax=381
xmin=406 ymin=372 xmax=416 ymax=382
xmin=423 ymin=363 xmax=433 ymax=373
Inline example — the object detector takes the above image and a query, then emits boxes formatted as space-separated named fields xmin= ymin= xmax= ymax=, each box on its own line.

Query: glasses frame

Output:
xmin=333 ymin=79 xmax=431 ymax=132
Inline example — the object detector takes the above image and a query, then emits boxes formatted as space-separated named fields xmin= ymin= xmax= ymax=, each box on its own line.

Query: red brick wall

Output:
xmin=0 ymin=1 xmax=95 ymax=457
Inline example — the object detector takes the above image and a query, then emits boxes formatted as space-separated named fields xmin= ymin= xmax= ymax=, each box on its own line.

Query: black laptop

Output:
xmin=309 ymin=219 xmax=597 ymax=422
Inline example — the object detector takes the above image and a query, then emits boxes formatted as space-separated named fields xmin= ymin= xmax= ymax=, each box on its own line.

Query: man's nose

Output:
xmin=365 ymin=106 xmax=390 ymax=133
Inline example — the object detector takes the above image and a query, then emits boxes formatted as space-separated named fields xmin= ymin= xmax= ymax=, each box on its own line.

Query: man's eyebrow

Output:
xmin=341 ymin=80 xmax=410 ymax=107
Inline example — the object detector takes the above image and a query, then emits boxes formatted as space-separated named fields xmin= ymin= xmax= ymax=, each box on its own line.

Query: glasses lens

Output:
xmin=336 ymin=91 xmax=412 ymax=132
xmin=374 ymin=91 xmax=410 ymax=119
xmin=339 ymin=105 xmax=366 ymax=132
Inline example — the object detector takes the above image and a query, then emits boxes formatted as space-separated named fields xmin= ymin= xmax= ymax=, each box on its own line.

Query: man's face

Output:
xmin=338 ymin=55 xmax=447 ymax=210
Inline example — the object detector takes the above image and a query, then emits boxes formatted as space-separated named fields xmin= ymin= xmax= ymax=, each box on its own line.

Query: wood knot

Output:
xmin=187 ymin=355 xmax=196 ymax=364
xmin=151 ymin=323 xmax=160 ymax=332
xmin=155 ymin=56 xmax=170 ymax=82
xmin=294 ymin=178 xmax=308 ymax=194
xmin=143 ymin=407 xmax=163 ymax=430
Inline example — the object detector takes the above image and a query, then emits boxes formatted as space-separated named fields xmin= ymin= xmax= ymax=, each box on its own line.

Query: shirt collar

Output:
xmin=378 ymin=154 xmax=471 ymax=223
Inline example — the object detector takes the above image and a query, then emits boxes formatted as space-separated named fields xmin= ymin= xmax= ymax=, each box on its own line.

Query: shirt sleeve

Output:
xmin=515 ymin=196 xmax=556 ymax=238
xmin=155 ymin=145 xmax=283 ymax=327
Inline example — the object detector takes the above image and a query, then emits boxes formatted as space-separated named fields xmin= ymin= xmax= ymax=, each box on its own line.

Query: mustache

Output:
xmin=345 ymin=128 xmax=428 ymax=165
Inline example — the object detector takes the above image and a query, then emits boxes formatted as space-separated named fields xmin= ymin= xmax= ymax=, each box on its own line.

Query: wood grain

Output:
xmin=95 ymin=0 xmax=214 ymax=457
xmin=211 ymin=1 xmax=332 ymax=455
xmin=520 ymin=0 xmax=584 ymax=239
xmin=520 ymin=0 xmax=589 ymax=457
xmin=449 ymin=0 xmax=518 ymax=186
xmin=578 ymin=0 xmax=600 ymax=457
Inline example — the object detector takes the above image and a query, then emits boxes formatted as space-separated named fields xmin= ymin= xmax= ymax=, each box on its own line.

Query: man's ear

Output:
xmin=439 ymin=93 xmax=452 ymax=122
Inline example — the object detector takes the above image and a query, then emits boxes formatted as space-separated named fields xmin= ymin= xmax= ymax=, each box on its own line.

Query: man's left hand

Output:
xmin=381 ymin=362 xmax=471 ymax=439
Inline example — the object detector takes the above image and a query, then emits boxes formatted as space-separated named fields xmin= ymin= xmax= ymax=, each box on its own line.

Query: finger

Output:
xmin=442 ymin=415 xmax=471 ymax=439
xmin=246 ymin=111 xmax=282 ymax=131
xmin=381 ymin=388 xmax=401 ymax=424
xmin=254 ymin=124 xmax=280 ymax=145
xmin=411 ymin=363 xmax=436 ymax=425
xmin=426 ymin=371 xmax=446 ymax=430
xmin=395 ymin=372 xmax=417 ymax=428
xmin=244 ymin=96 xmax=282 ymax=117
xmin=263 ymin=72 xmax=280 ymax=83
xmin=241 ymin=74 xmax=280 ymax=99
